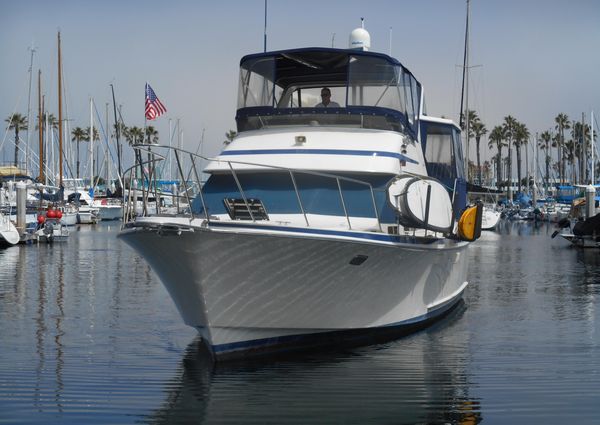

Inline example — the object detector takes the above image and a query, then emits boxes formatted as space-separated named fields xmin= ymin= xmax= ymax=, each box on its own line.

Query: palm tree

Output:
xmin=462 ymin=110 xmax=479 ymax=181
xmin=502 ymin=115 xmax=518 ymax=200
xmin=224 ymin=130 xmax=237 ymax=145
xmin=145 ymin=126 xmax=159 ymax=144
xmin=538 ymin=130 xmax=552 ymax=191
xmin=551 ymin=132 xmax=562 ymax=186
xmin=113 ymin=122 xmax=128 ymax=177
xmin=471 ymin=119 xmax=487 ymax=185
xmin=513 ymin=121 xmax=530 ymax=195
xmin=85 ymin=127 xmax=99 ymax=143
xmin=5 ymin=113 xmax=28 ymax=167
xmin=554 ymin=113 xmax=570 ymax=184
xmin=488 ymin=125 xmax=506 ymax=190
xmin=563 ymin=137 xmax=576 ymax=184
xmin=127 ymin=126 xmax=145 ymax=179
xmin=85 ymin=127 xmax=100 ymax=180
xmin=71 ymin=127 xmax=86 ymax=178
xmin=36 ymin=113 xmax=59 ymax=132
xmin=126 ymin=126 xmax=144 ymax=146
xmin=572 ymin=121 xmax=590 ymax=183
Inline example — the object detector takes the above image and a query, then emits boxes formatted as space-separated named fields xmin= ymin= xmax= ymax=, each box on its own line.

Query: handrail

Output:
xmin=122 ymin=144 xmax=383 ymax=232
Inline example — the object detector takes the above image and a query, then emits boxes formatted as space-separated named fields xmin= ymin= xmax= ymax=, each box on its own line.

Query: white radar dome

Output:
xmin=349 ymin=26 xmax=370 ymax=51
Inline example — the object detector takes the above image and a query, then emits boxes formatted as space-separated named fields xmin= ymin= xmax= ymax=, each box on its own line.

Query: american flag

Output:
xmin=145 ymin=83 xmax=166 ymax=120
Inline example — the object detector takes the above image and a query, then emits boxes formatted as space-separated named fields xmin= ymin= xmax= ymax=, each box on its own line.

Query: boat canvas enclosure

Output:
xmin=236 ymin=48 xmax=422 ymax=137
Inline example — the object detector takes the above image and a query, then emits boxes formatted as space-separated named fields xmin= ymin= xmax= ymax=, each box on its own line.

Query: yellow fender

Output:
xmin=458 ymin=203 xmax=483 ymax=241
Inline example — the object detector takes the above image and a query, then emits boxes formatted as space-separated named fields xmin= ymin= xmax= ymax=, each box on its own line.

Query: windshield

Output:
xmin=236 ymin=50 xmax=421 ymax=134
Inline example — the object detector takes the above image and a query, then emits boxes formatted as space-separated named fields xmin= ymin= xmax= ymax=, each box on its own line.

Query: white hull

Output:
xmin=97 ymin=205 xmax=122 ymax=221
xmin=77 ymin=207 xmax=99 ymax=224
xmin=481 ymin=206 xmax=501 ymax=230
xmin=120 ymin=219 xmax=469 ymax=358
xmin=60 ymin=212 xmax=78 ymax=226
xmin=0 ymin=214 xmax=19 ymax=246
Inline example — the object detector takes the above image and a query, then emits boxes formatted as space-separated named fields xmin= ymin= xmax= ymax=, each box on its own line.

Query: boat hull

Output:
xmin=96 ymin=204 xmax=123 ymax=221
xmin=481 ymin=206 xmax=501 ymax=230
xmin=560 ymin=233 xmax=600 ymax=248
xmin=0 ymin=214 xmax=19 ymax=246
xmin=120 ymin=220 xmax=469 ymax=359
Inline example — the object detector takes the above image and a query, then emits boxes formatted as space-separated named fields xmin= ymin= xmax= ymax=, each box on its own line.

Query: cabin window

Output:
xmin=277 ymin=86 xmax=346 ymax=108
xmin=422 ymin=122 xmax=465 ymax=183
xmin=347 ymin=56 xmax=403 ymax=111
xmin=238 ymin=57 xmax=276 ymax=108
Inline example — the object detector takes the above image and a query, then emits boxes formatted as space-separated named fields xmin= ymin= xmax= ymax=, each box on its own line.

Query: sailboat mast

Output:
xmin=57 ymin=31 xmax=63 ymax=187
xmin=38 ymin=69 xmax=44 ymax=183
xmin=592 ymin=110 xmax=595 ymax=184
xmin=459 ymin=0 xmax=471 ymax=180
xmin=110 ymin=84 xmax=122 ymax=179
xmin=25 ymin=44 xmax=36 ymax=176
xmin=90 ymin=98 xmax=94 ymax=188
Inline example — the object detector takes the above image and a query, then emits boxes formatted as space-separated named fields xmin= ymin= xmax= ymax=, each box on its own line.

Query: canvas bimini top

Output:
xmin=235 ymin=47 xmax=423 ymax=138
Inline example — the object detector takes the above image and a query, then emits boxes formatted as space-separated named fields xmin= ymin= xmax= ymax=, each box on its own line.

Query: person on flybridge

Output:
xmin=315 ymin=87 xmax=340 ymax=107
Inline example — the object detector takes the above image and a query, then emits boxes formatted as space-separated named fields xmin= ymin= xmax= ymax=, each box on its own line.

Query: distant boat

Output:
xmin=34 ymin=209 xmax=69 ymax=243
xmin=0 ymin=211 xmax=19 ymax=247
xmin=558 ymin=213 xmax=600 ymax=248
xmin=119 ymin=24 xmax=481 ymax=360
xmin=481 ymin=205 xmax=501 ymax=230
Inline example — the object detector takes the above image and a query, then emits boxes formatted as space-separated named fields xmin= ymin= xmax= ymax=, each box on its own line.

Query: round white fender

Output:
xmin=387 ymin=176 xmax=454 ymax=233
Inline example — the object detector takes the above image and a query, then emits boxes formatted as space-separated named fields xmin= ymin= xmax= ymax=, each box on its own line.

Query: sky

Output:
xmin=1 ymin=0 xmax=600 ymax=172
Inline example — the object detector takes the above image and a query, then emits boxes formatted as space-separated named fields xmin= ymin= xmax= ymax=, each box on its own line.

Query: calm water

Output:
xmin=1 ymin=220 xmax=599 ymax=424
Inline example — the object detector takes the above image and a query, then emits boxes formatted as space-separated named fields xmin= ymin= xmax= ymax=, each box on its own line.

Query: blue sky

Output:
xmin=1 ymin=0 xmax=600 ymax=169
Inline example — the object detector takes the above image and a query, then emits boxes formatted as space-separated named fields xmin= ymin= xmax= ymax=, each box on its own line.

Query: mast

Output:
xmin=592 ymin=110 xmax=595 ymax=184
xmin=26 ymin=44 xmax=36 ymax=175
xmin=459 ymin=0 xmax=471 ymax=181
xmin=110 ymin=84 xmax=123 ymax=179
xmin=527 ymin=132 xmax=538 ymax=208
xmin=38 ymin=70 xmax=44 ymax=183
xmin=57 ymin=31 xmax=63 ymax=187
xmin=90 ymin=98 xmax=94 ymax=189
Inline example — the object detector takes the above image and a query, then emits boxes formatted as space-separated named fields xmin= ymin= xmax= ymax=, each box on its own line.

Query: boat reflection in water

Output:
xmin=146 ymin=303 xmax=482 ymax=424
xmin=120 ymin=24 xmax=482 ymax=360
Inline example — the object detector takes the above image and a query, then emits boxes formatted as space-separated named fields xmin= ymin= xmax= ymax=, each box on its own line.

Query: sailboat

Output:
xmin=459 ymin=0 xmax=501 ymax=231
xmin=35 ymin=31 xmax=70 ymax=241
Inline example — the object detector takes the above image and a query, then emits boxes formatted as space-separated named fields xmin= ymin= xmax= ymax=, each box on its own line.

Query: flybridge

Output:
xmin=236 ymin=48 xmax=422 ymax=137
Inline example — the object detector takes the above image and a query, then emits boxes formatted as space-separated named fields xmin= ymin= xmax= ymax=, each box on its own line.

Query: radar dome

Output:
xmin=349 ymin=20 xmax=370 ymax=51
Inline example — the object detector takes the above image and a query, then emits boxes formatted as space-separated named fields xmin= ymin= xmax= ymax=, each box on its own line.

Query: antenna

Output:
xmin=263 ymin=0 xmax=268 ymax=52
xmin=331 ymin=33 xmax=335 ymax=48
xmin=388 ymin=27 xmax=392 ymax=56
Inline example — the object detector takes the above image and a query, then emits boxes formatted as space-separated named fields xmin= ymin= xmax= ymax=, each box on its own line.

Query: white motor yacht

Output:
xmin=119 ymin=26 xmax=481 ymax=360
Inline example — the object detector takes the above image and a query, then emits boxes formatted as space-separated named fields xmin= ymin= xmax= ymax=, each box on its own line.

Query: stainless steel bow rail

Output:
xmin=121 ymin=144 xmax=383 ymax=232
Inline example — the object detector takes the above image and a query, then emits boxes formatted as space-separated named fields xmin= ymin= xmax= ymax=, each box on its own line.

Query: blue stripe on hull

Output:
xmin=203 ymin=293 xmax=465 ymax=361
xmin=220 ymin=148 xmax=419 ymax=164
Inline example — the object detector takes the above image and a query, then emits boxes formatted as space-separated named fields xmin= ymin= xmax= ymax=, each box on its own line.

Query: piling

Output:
xmin=16 ymin=182 xmax=26 ymax=236
xmin=585 ymin=185 xmax=596 ymax=219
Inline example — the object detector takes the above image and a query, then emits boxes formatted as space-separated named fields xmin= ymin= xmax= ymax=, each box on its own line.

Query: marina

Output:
xmin=1 ymin=220 xmax=599 ymax=424
xmin=2 ymin=1 xmax=600 ymax=423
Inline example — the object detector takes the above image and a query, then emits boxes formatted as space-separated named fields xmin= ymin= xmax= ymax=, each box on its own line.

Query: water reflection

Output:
xmin=3 ymin=221 xmax=600 ymax=423
xmin=146 ymin=304 xmax=482 ymax=425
